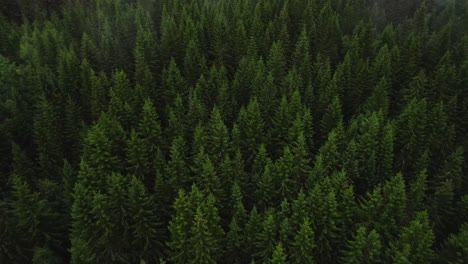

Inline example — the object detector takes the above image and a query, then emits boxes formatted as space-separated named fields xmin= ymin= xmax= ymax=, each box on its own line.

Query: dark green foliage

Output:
xmin=1 ymin=0 xmax=467 ymax=263
xmin=390 ymin=211 xmax=435 ymax=263
xmin=439 ymin=223 xmax=468 ymax=263
xmin=291 ymin=217 xmax=316 ymax=264
xmin=341 ymin=227 xmax=382 ymax=264
xmin=269 ymin=242 xmax=287 ymax=264
xmin=33 ymin=96 xmax=62 ymax=180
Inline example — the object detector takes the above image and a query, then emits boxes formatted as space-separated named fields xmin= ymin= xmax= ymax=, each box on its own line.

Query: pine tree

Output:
xmin=168 ymin=189 xmax=192 ymax=264
xmin=271 ymin=96 xmax=291 ymax=156
xmin=376 ymin=123 xmax=394 ymax=184
xmin=125 ymin=130 xmax=150 ymax=186
xmin=198 ymin=155 xmax=223 ymax=202
xmin=269 ymin=242 xmax=287 ymax=264
xmin=255 ymin=161 xmax=275 ymax=210
xmin=226 ymin=217 xmax=245 ymax=263
xmin=202 ymin=193 xmax=225 ymax=260
xmin=206 ymin=106 xmax=229 ymax=164
xmin=320 ymin=96 xmax=343 ymax=140
xmin=134 ymin=14 xmax=157 ymax=102
xmin=267 ymin=41 xmax=286 ymax=87
xmin=437 ymin=147 xmax=464 ymax=195
xmin=90 ymin=72 xmax=109 ymax=122
xmin=341 ymin=227 xmax=382 ymax=264
xmin=291 ymin=217 xmax=315 ymax=264
xmin=189 ymin=207 xmax=217 ymax=264
xmin=391 ymin=211 xmax=435 ymax=263
xmin=274 ymin=146 xmax=296 ymax=201
xmin=9 ymin=175 xmax=60 ymax=262
xmin=379 ymin=173 xmax=407 ymax=243
xmin=316 ymin=2 xmax=342 ymax=63
xmin=439 ymin=223 xmax=468 ymax=264
xmin=127 ymin=176 xmax=161 ymax=262
xmin=184 ymin=37 xmax=207 ymax=87
xmin=163 ymin=58 xmax=187 ymax=105
xmin=408 ymin=169 xmax=428 ymax=214
xmin=138 ymin=99 xmax=163 ymax=156
xmin=236 ymin=98 xmax=265 ymax=166
xmin=33 ymin=96 xmax=62 ymax=180
xmin=396 ymin=98 xmax=428 ymax=175
xmin=293 ymin=27 xmax=312 ymax=85
xmin=290 ymin=133 xmax=312 ymax=186
xmin=108 ymin=70 xmax=135 ymax=130
xmin=363 ymin=77 xmax=390 ymax=116
xmin=430 ymin=179 xmax=454 ymax=237
xmin=166 ymin=136 xmax=190 ymax=195
xmin=245 ymin=206 xmax=262 ymax=256
xmin=255 ymin=209 xmax=277 ymax=262
xmin=63 ymin=96 xmax=83 ymax=165
xmin=309 ymin=185 xmax=340 ymax=263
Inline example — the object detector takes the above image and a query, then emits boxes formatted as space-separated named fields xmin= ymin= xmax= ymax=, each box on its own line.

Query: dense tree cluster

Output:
xmin=0 ymin=0 xmax=467 ymax=263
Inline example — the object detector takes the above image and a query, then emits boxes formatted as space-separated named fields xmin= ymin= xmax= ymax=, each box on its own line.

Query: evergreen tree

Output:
xmin=166 ymin=136 xmax=190 ymax=195
xmin=236 ymin=98 xmax=265 ymax=166
xmin=33 ymin=96 xmax=62 ymax=180
xmin=269 ymin=242 xmax=287 ymax=264
xmin=391 ymin=211 xmax=435 ymax=263
xmin=267 ymin=41 xmax=286 ymax=87
xmin=380 ymin=173 xmax=407 ymax=243
xmin=341 ymin=227 xmax=382 ymax=264
xmin=168 ymin=189 xmax=193 ymax=264
xmin=125 ymin=130 xmax=150 ymax=185
xmin=138 ymin=99 xmax=163 ymax=156
xmin=320 ymin=96 xmax=343 ymax=140
xmin=189 ymin=207 xmax=217 ymax=264
xmin=291 ymin=217 xmax=315 ymax=264
xmin=206 ymin=106 xmax=230 ymax=164
xmin=255 ymin=209 xmax=277 ymax=262
xmin=164 ymin=59 xmax=187 ymax=105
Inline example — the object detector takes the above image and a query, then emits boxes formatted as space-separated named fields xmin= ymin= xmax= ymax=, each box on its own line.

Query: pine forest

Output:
xmin=0 ymin=0 xmax=467 ymax=263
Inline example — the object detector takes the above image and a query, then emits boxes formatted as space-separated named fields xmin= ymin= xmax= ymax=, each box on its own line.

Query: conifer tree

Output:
xmin=33 ymin=96 xmax=62 ymax=180
xmin=164 ymin=59 xmax=187 ymax=105
xmin=236 ymin=98 xmax=265 ymax=166
xmin=267 ymin=41 xmax=286 ymax=87
xmin=168 ymin=189 xmax=193 ymax=264
xmin=408 ymin=169 xmax=428 ymax=214
xmin=190 ymin=207 xmax=217 ymax=264
xmin=138 ymin=99 xmax=163 ymax=155
xmin=269 ymin=242 xmax=287 ymax=264
xmin=255 ymin=209 xmax=277 ymax=262
xmin=206 ymin=106 xmax=229 ymax=164
xmin=255 ymin=161 xmax=275 ymax=210
xmin=127 ymin=176 xmax=161 ymax=262
xmin=439 ymin=223 xmax=468 ymax=264
xmin=379 ymin=173 xmax=407 ymax=242
xmin=341 ymin=227 xmax=382 ymax=264
xmin=89 ymin=72 xmax=109 ymax=121
xmin=291 ymin=217 xmax=315 ymax=264
xmin=63 ymin=96 xmax=83 ymax=165
xmin=126 ymin=130 xmax=150 ymax=185
xmin=309 ymin=185 xmax=340 ymax=263
xmin=166 ymin=136 xmax=190 ymax=195
xmin=320 ymin=96 xmax=343 ymax=140
xmin=184 ymin=37 xmax=207 ymax=87
xmin=391 ymin=211 xmax=435 ymax=263
xmin=271 ymin=96 xmax=291 ymax=156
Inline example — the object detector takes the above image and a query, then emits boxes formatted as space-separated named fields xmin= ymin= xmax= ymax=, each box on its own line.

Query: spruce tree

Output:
xmin=291 ymin=217 xmax=315 ymax=264
xmin=341 ymin=227 xmax=382 ymax=264
xmin=269 ymin=242 xmax=288 ymax=264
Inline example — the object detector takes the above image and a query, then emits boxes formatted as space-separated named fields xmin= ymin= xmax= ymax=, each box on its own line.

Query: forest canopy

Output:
xmin=0 ymin=0 xmax=467 ymax=263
